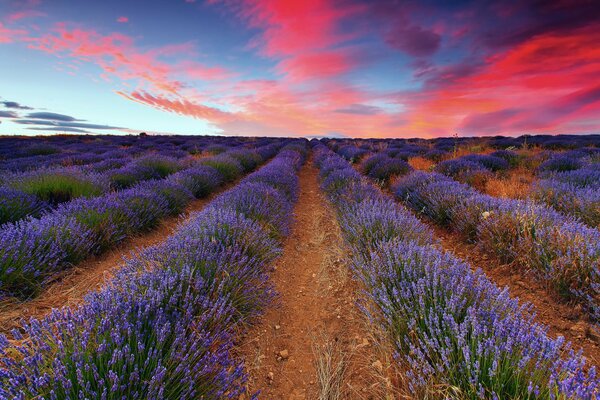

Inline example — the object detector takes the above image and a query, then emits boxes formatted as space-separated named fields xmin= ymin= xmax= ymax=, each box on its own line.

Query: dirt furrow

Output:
xmin=240 ymin=160 xmax=383 ymax=399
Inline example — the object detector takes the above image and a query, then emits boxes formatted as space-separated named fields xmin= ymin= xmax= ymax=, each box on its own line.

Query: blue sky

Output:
xmin=0 ymin=0 xmax=599 ymax=138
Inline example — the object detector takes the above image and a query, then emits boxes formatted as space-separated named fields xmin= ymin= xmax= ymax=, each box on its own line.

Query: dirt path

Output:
xmin=240 ymin=161 xmax=384 ymax=399
xmin=421 ymin=217 xmax=600 ymax=367
xmin=0 ymin=182 xmax=234 ymax=334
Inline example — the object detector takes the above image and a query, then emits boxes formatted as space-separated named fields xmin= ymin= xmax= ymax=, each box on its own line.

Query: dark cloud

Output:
xmin=548 ymin=84 xmax=600 ymax=115
xmin=27 ymin=127 xmax=91 ymax=133
xmin=0 ymin=110 xmax=18 ymax=118
xmin=386 ymin=24 xmax=441 ymax=57
xmin=482 ymin=0 xmax=600 ymax=48
xmin=460 ymin=108 xmax=523 ymax=133
xmin=416 ymin=59 xmax=483 ymax=89
xmin=1 ymin=101 xmax=33 ymax=110
xmin=25 ymin=112 xmax=79 ymax=122
xmin=15 ymin=119 xmax=123 ymax=130
xmin=334 ymin=103 xmax=382 ymax=115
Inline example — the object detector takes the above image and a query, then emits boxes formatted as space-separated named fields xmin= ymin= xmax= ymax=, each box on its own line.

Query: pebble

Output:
xmin=278 ymin=349 xmax=289 ymax=360
xmin=570 ymin=321 xmax=588 ymax=337
xmin=372 ymin=360 xmax=383 ymax=372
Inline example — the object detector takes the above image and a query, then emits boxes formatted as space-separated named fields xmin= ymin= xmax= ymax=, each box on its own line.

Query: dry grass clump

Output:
xmin=484 ymin=169 xmax=534 ymax=199
xmin=408 ymin=156 xmax=435 ymax=171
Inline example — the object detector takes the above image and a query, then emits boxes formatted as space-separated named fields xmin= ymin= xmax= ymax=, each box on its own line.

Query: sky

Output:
xmin=0 ymin=0 xmax=599 ymax=138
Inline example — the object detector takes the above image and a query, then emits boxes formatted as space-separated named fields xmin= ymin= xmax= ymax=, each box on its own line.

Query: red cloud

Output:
xmin=117 ymin=90 xmax=233 ymax=123
xmin=211 ymin=0 xmax=366 ymax=81
xmin=276 ymin=48 xmax=365 ymax=80
xmin=230 ymin=0 xmax=363 ymax=57
xmin=398 ymin=25 xmax=600 ymax=136
xmin=116 ymin=16 xmax=129 ymax=23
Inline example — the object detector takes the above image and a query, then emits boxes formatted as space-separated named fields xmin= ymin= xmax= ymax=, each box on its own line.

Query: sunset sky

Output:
xmin=0 ymin=0 xmax=599 ymax=138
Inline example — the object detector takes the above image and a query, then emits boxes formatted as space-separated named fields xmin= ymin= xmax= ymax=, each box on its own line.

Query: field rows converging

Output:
xmin=2 ymin=135 xmax=600 ymax=399
xmin=336 ymin=143 xmax=600 ymax=322
xmin=332 ymin=144 xmax=600 ymax=364
xmin=238 ymin=158 xmax=385 ymax=399
xmin=0 ymin=140 xmax=282 ymax=299
xmin=0 ymin=154 xmax=267 ymax=334
xmin=316 ymin=144 xmax=598 ymax=398
xmin=1 ymin=140 xmax=308 ymax=398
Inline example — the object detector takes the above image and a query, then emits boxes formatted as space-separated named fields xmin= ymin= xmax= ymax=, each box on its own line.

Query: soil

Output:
xmin=239 ymin=160 xmax=386 ymax=399
xmin=0 ymin=181 xmax=235 ymax=334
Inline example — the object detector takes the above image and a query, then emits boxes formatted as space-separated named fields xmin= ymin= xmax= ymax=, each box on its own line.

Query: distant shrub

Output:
xmin=537 ymin=156 xmax=583 ymax=173
xmin=227 ymin=149 xmax=262 ymax=172
xmin=170 ymin=166 xmax=223 ymax=198
xmin=434 ymin=159 xmax=487 ymax=178
xmin=367 ymin=157 xmax=412 ymax=184
xmin=338 ymin=145 xmax=367 ymax=162
xmin=200 ymin=154 xmax=244 ymax=182
xmin=462 ymin=154 xmax=510 ymax=172
xmin=12 ymin=171 xmax=106 ymax=205
xmin=135 ymin=155 xmax=182 ymax=178
xmin=24 ymin=144 xmax=60 ymax=156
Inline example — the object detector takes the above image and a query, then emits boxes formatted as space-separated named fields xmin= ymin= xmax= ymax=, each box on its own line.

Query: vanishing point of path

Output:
xmin=240 ymin=159 xmax=386 ymax=399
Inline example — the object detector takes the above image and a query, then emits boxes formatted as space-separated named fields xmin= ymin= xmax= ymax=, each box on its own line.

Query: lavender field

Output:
xmin=0 ymin=134 xmax=599 ymax=399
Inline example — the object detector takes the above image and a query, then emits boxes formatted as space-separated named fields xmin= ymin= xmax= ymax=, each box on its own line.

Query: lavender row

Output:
xmin=0 ymin=145 xmax=280 ymax=298
xmin=530 ymin=151 xmax=600 ymax=228
xmin=313 ymin=144 xmax=598 ymax=399
xmin=391 ymin=165 xmax=600 ymax=320
xmin=0 ymin=135 xmax=280 ymax=171
xmin=0 ymin=141 xmax=307 ymax=399
xmin=0 ymin=154 xmax=191 ymax=225
xmin=426 ymin=147 xmax=600 ymax=230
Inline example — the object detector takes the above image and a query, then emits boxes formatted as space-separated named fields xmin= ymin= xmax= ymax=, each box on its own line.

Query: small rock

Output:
xmin=570 ymin=321 xmax=588 ymax=337
xmin=279 ymin=349 xmax=289 ymax=360
xmin=372 ymin=360 xmax=383 ymax=372
xmin=267 ymin=372 xmax=274 ymax=381
xmin=274 ymin=324 xmax=281 ymax=330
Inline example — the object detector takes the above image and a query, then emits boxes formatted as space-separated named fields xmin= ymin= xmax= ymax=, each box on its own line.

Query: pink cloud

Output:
xmin=400 ymin=25 xmax=600 ymax=136
xmin=28 ymin=23 xmax=230 ymax=94
xmin=116 ymin=16 xmax=129 ymax=23
xmin=0 ymin=22 xmax=27 ymax=43
xmin=275 ymin=48 xmax=365 ymax=80
xmin=176 ymin=61 xmax=235 ymax=80
xmin=117 ymin=90 xmax=233 ymax=123
xmin=7 ymin=10 xmax=45 ymax=22
xmin=211 ymin=0 xmax=366 ymax=81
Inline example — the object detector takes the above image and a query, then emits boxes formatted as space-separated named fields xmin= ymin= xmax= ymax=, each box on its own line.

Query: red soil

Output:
xmin=239 ymin=161 xmax=385 ymax=399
